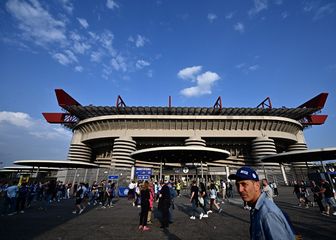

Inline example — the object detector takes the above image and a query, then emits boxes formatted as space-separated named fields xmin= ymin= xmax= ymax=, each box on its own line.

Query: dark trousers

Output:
xmin=315 ymin=196 xmax=325 ymax=212
xmin=162 ymin=207 xmax=169 ymax=227
xmin=139 ymin=203 xmax=149 ymax=226
xmin=16 ymin=196 xmax=26 ymax=212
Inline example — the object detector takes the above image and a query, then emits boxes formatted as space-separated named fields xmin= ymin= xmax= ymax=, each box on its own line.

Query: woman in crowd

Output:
xmin=138 ymin=181 xmax=150 ymax=231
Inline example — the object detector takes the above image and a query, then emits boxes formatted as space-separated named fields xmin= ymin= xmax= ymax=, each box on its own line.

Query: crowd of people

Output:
xmin=1 ymin=173 xmax=335 ymax=239
xmin=0 ymin=179 xmax=118 ymax=216
xmin=292 ymin=179 xmax=336 ymax=216
xmin=0 ymin=180 xmax=74 ymax=216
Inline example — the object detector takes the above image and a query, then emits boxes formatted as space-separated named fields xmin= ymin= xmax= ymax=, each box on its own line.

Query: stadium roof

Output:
xmin=63 ymin=105 xmax=318 ymax=120
xmin=14 ymin=160 xmax=99 ymax=169
xmin=131 ymin=146 xmax=231 ymax=162
xmin=260 ymin=147 xmax=336 ymax=163
xmin=42 ymin=89 xmax=328 ymax=128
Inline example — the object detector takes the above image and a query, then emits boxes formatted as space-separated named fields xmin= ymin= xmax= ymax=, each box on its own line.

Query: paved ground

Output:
xmin=0 ymin=186 xmax=335 ymax=240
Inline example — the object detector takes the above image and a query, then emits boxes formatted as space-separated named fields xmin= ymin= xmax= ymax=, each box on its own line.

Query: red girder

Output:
xmin=55 ymin=89 xmax=81 ymax=108
xmin=116 ymin=95 xmax=126 ymax=108
xmin=298 ymin=93 xmax=329 ymax=126
xmin=298 ymin=92 xmax=328 ymax=109
xmin=42 ymin=113 xmax=78 ymax=124
xmin=301 ymin=115 xmax=328 ymax=126
xmin=213 ymin=96 xmax=222 ymax=109
xmin=257 ymin=97 xmax=272 ymax=109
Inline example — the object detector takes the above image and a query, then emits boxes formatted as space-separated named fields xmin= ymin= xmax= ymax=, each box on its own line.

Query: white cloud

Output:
xmin=248 ymin=0 xmax=268 ymax=16
xmin=106 ymin=0 xmax=119 ymax=10
xmin=29 ymin=123 xmax=71 ymax=140
xmin=248 ymin=64 xmax=259 ymax=71
xmin=235 ymin=63 xmax=245 ymax=69
xmin=313 ymin=3 xmax=335 ymax=21
xmin=303 ymin=1 xmax=315 ymax=12
xmin=129 ymin=35 xmax=148 ymax=48
xmin=77 ymin=17 xmax=89 ymax=29
xmin=0 ymin=111 xmax=33 ymax=128
xmin=102 ymin=64 xmax=113 ymax=79
xmin=6 ymin=0 xmax=67 ymax=46
xmin=234 ymin=22 xmax=245 ymax=33
xmin=179 ymin=67 xmax=220 ymax=97
xmin=281 ymin=11 xmax=288 ymax=19
xmin=53 ymin=50 xmax=78 ymax=65
xmin=111 ymin=55 xmax=127 ymax=72
xmin=0 ymin=112 xmax=71 ymax=165
xmin=207 ymin=13 xmax=217 ymax=23
xmin=147 ymin=70 xmax=153 ymax=78
xmin=90 ymin=51 xmax=104 ymax=63
xmin=99 ymin=31 xmax=116 ymax=55
xmin=75 ymin=66 xmax=83 ymax=72
xmin=177 ymin=66 xmax=202 ymax=80
xmin=0 ymin=111 xmax=71 ymax=140
xmin=225 ymin=12 xmax=234 ymax=19
xmin=59 ymin=0 xmax=73 ymax=14
xmin=136 ymin=59 xmax=150 ymax=69
xmin=68 ymin=32 xmax=91 ymax=54
xmin=236 ymin=63 xmax=260 ymax=74
xmin=73 ymin=41 xmax=91 ymax=54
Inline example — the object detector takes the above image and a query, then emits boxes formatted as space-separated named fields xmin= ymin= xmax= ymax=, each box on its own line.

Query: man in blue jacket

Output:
xmin=229 ymin=167 xmax=295 ymax=240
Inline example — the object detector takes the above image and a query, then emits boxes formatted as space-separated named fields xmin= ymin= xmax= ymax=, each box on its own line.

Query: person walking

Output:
xmin=16 ymin=182 xmax=28 ymax=214
xmin=189 ymin=180 xmax=199 ymax=220
xmin=176 ymin=181 xmax=181 ymax=197
xmin=72 ymin=182 xmax=86 ymax=214
xmin=293 ymin=181 xmax=301 ymax=205
xmin=6 ymin=181 xmax=18 ymax=215
xmin=198 ymin=182 xmax=208 ymax=219
xmin=138 ymin=181 xmax=150 ymax=231
xmin=168 ymin=181 xmax=177 ymax=223
xmin=320 ymin=179 xmax=336 ymax=216
xmin=262 ymin=178 xmax=274 ymax=201
xmin=220 ymin=179 xmax=227 ymax=203
xmin=310 ymin=180 xmax=324 ymax=214
xmin=272 ymin=182 xmax=279 ymax=196
xmin=299 ymin=180 xmax=310 ymax=208
xmin=208 ymin=182 xmax=222 ymax=213
xmin=229 ymin=167 xmax=295 ymax=240
xmin=147 ymin=182 xmax=155 ymax=225
xmin=158 ymin=180 xmax=171 ymax=229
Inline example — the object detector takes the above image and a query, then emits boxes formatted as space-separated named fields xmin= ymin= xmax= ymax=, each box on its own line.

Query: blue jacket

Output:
xmin=250 ymin=192 xmax=295 ymax=240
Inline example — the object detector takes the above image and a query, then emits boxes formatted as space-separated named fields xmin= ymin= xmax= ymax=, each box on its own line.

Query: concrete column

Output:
xmin=72 ymin=169 xmax=78 ymax=193
xmin=83 ymin=169 xmax=88 ymax=183
xmin=280 ymin=164 xmax=288 ymax=186
xmin=225 ymin=166 xmax=230 ymax=182
xmin=159 ymin=162 xmax=163 ymax=181
xmin=95 ymin=168 xmax=100 ymax=182
xmin=131 ymin=166 xmax=135 ymax=180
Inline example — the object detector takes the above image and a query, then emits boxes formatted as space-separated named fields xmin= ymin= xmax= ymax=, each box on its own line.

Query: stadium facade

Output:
xmin=43 ymin=90 xmax=328 ymax=185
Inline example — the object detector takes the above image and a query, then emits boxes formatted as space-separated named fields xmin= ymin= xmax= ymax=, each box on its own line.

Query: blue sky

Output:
xmin=0 ymin=0 xmax=335 ymax=167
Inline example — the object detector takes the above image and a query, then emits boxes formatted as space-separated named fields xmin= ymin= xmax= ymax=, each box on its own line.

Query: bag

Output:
xmin=198 ymin=197 xmax=204 ymax=206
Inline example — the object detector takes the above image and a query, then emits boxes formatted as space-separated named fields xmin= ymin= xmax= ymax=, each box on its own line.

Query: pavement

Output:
xmin=0 ymin=187 xmax=335 ymax=240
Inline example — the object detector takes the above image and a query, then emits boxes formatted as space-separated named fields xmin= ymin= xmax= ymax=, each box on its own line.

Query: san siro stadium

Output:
xmin=42 ymin=89 xmax=328 ymax=186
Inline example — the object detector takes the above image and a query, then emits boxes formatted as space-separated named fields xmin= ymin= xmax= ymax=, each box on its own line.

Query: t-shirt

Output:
xmin=190 ymin=185 xmax=198 ymax=200
xmin=210 ymin=189 xmax=217 ymax=199
xmin=221 ymin=181 xmax=226 ymax=189
xmin=322 ymin=182 xmax=334 ymax=198
xmin=6 ymin=185 xmax=18 ymax=198
xmin=263 ymin=185 xmax=274 ymax=201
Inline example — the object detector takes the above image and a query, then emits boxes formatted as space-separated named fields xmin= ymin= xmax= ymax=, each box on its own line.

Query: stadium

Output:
xmin=40 ymin=89 xmax=328 ymax=186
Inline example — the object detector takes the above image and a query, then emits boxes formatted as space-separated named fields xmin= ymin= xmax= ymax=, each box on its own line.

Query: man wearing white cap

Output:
xmin=229 ymin=167 xmax=295 ymax=240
